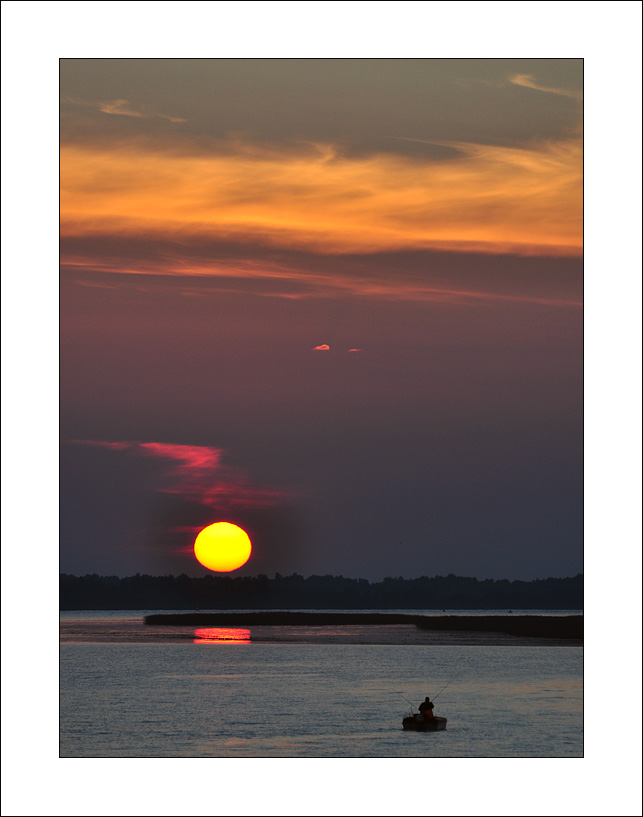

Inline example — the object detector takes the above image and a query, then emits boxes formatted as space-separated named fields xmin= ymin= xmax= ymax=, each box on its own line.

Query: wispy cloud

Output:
xmin=509 ymin=74 xmax=581 ymax=99
xmin=61 ymin=249 xmax=582 ymax=306
xmin=70 ymin=440 xmax=292 ymax=509
xmin=60 ymin=134 xmax=582 ymax=257
xmin=97 ymin=99 xmax=146 ymax=118
xmin=62 ymin=96 xmax=186 ymax=122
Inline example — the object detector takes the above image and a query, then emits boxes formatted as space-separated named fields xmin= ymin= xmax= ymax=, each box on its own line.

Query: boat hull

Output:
xmin=402 ymin=715 xmax=447 ymax=732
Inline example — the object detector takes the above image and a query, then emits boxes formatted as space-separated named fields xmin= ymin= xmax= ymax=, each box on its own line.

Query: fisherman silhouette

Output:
xmin=404 ymin=694 xmax=446 ymax=731
xmin=418 ymin=696 xmax=435 ymax=719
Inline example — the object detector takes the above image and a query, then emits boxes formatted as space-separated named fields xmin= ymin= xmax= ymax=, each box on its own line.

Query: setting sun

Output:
xmin=194 ymin=522 xmax=252 ymax=572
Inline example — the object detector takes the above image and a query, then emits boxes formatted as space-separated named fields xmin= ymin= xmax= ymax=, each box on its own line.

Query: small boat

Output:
xmin=402 ymin=715 xmax=447 ymax=732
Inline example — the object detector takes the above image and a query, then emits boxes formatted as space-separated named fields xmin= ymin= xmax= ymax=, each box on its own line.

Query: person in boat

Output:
xmin=418 ymin=696 xmax=435 ymax=720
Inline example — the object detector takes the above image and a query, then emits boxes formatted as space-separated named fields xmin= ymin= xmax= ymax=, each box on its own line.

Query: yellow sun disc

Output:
xmin=194 ymin=522 xmax=252 ymax=572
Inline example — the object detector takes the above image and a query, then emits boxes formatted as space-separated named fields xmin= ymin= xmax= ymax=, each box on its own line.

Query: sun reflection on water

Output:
xmin=193 ymin=627 xmax=251 ymax=644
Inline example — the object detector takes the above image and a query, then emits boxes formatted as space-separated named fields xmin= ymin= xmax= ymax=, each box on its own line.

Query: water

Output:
xmin=60 ymin=613 xmax=582 ymax=757
xmin=60 ymin=608 xmax=583 ymax=619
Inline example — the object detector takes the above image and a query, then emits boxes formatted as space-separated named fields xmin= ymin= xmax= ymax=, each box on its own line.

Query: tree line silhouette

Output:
xmin=60 ymin=572 xmax=583 ymax=610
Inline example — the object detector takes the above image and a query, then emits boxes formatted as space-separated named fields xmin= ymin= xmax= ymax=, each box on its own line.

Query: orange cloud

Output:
xmin=313 ymin=344 xmax=330 ymax=350
xmin=60 ymin=136 xmax=582 ymax=257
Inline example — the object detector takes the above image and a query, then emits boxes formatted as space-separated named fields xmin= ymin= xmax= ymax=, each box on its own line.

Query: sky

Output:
xmin=59 ymin=57 xmax=584 ymax=580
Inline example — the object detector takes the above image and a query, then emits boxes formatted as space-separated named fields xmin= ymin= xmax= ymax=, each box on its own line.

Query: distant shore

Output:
xmin=60 ymin=574 xmax=584 ymax=611
xmin=144 ymin=612 xmax=583 ymax=641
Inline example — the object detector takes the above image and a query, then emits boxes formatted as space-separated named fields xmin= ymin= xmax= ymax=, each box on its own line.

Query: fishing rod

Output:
xmin=393 ymin=691 xmax=418 ymax=713
xmin=396 ymin=662 xmax=468 ymax=711
xmin=432 ymin=668 xmax=464 ymax=701
xmin=432 ymin=652 xmax=478 ymax=700
xmin=431 ymin=654 xmax=480 ymax=702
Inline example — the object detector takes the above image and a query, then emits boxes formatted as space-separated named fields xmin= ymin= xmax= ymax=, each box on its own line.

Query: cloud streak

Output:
xmin=98 ymin=99 xmax=147 ymax=118
xmin=60 ymin=248 xmax=582 ymax=308
xmin=60 ymin=135 xmax=582 ymax=257
xmin=70 ymin=440 xmax=292 ymax=510
xmin=62 ymin=96 xmax=186 ymax=122
xmin=510 ymin=74 xmax=581 ymax=99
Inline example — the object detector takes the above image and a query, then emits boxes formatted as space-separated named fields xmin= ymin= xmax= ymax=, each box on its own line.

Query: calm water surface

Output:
xmin=60 ymin=622 xmax=582 ymax=757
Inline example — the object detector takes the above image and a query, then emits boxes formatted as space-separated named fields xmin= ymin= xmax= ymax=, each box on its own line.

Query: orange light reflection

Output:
xmin=193 ymin=627 xmax=251 ymax=644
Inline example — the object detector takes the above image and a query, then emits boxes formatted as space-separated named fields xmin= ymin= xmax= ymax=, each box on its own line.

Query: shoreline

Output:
xmin=143 ymin=612 xmax=583 ymax=641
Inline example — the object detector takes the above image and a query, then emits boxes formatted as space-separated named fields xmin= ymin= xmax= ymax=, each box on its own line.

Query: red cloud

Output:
xmin=69 ymin=440 xmax=291 ymax=510
xmin=313 ymin=344 xmax=330 ymax=350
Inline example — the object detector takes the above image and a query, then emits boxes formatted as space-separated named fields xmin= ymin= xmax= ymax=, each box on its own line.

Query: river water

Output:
xmin=60 ymin=611 xmax=582 ymax=758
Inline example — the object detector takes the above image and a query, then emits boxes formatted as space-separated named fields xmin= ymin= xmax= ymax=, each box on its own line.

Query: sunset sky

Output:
xmin=59 ymin=58 xmax=584 ymax=580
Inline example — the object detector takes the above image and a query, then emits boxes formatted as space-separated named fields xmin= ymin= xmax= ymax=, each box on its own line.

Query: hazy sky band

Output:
xmin=60 ymin=58 xmax=583 ymax=152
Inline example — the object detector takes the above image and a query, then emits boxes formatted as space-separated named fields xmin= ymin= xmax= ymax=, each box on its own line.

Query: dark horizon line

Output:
xmin=60 ymin=571 xmax=583 ymax=583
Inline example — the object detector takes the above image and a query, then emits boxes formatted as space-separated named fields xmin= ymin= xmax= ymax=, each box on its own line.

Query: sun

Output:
xmin=194 ymin=522 xmax=252 ymax=572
